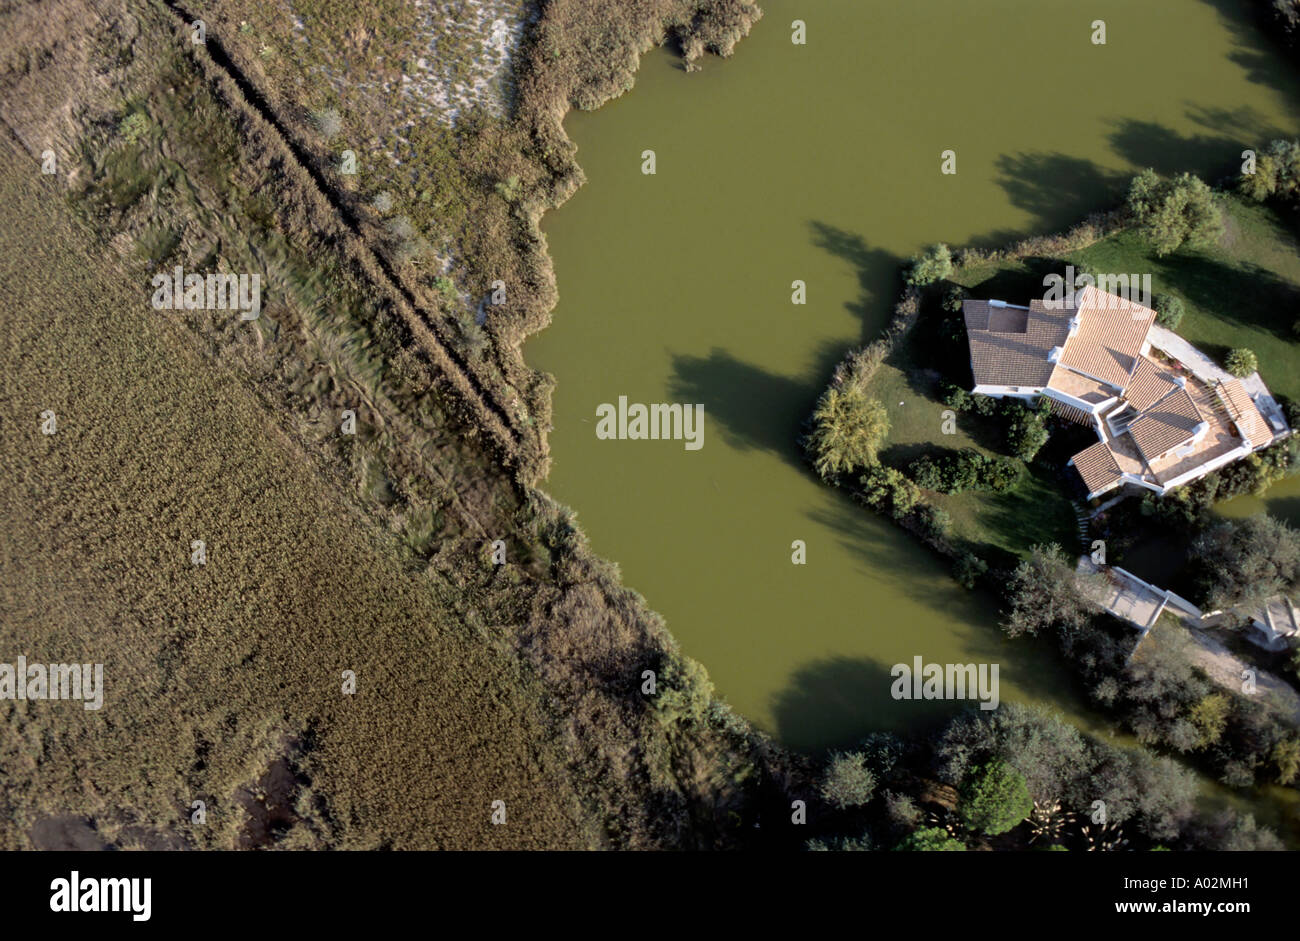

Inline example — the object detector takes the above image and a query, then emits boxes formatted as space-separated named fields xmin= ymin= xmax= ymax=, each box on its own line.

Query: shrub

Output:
xmin=893 ymin=827 xmax=965 ymax=851
xmin=1126 ymin=169 xmax=1223 ymax=256
xmin=954 ymin=552 xmax=988 ymax=589
xmin=1225 ymin=347 xmax=1258 ymax=377
xmin=494 ymin=174 xmax=522 ymax=202
xmin=1272 ymin=738 xmax=1300 ymax=785
xmin=311 ymin=107 xmax=343 ymax=139
xmin=1153 ymin=293 xmax=1185 ymax=329
xmin=883 ymin=791 xmax=922 ymax=831
xmin=908 ymin=448 xmax=1023 ymax=494
xmin=118 ymin=112 xmax=150 ymax=144
xmin=1002 ymin=399 xmax=1050 ymax=462
xmin=819 ymin=751 xmax=876 ymax=808
xmin=905 ymin=243 xmax=953 ymax=286
xmin=914 ymin=504 xmax=953 ymax=542
xmin=858 ymin=464 xmax=920 ymax=518
xmin=940 ymin=380 xmax=972 ymax=412
xmin=807 ymin=385 xmax=890 ymax=479
xmin=959 ymin=759 xmax=1033 ymax=835
xmin=942 ymin=285 xmax=968 ymax=313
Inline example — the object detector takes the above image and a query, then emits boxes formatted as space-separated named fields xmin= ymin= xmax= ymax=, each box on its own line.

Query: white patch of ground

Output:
xmin=401 ymin=0 xmax=531 ymax=127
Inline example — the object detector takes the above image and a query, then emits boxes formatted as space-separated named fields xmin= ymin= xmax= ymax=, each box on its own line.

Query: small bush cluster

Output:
xmin=1225 ymin=347 xmax=1258 ymax=377
xmin=1153 ymin=292 xmax=1185 ymax=329
xmin=909 ymin=448 xmax=1024 ymax=494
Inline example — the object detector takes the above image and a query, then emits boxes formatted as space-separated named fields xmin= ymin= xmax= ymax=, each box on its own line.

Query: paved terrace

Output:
xmin=1148 ymin=324 xmax=1288 ymax=433
xmin=1076 ymin=557 xmax=1167 ymax=632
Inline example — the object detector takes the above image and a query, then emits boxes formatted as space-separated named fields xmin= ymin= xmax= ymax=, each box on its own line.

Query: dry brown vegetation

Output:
xmin=0 ymin=0 xmax=792 ymax=850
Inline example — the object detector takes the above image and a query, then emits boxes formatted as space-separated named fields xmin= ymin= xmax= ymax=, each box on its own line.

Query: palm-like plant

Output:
xmin=1081 ymin=820 xmax=1129 ymax=851
xmin=1027 ymin=799 xmax=1077 ymax=844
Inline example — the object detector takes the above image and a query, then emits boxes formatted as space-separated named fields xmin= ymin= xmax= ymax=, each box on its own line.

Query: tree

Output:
xmin=1239 ymin=139 xmax=1300 ymax=202
xmin=819 ymin=751 xmax=876 ymax=809
xmin=1272 ymin=738 xmax=1300 ymax=785
xmin=1225 ymin=347 xmax=1258 ymax=378
xmin=806 ymin=384 xmax=890 ymax=479
xmin=893 ymin=826 xmax=965 ymax=851
xmin=1002 ymin=399 xmax=1050 ymax=462
xmin=959 ymin=759 xmax=1033 ymax=835
xmin=1153 ymin=293 xmax=1185 ymax=329
xmin=905 ymin=243 xmax=953 ymax=286
xmin=1001 ymin=544 xmax=1097 ymax=639
xmin=857 ymin=464 xmax=921 ymax=519
xmin=954 ymin=552 xmax=988 ymax=589
xmin=1190 ymin=514 xmax=1300 ymax=611
xmin=1187 ymin=693 xmax=1231 ymax=748
xmin=1126 ymin=169 xmax=1223 ymax=256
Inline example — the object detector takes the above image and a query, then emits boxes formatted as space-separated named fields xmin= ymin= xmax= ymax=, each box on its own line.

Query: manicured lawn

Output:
xmin=1067 ymin=196 xmax=1300 ymax=400
xmin=865 ymin=303 xmax=1080 ymax=562
xmin=936 ymin=463 xmax=1081 ymax=559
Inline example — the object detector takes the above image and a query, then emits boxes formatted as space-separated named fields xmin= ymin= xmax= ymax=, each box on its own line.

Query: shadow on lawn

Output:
xmin=1154 ymin=252 xmax=1300 ymax=341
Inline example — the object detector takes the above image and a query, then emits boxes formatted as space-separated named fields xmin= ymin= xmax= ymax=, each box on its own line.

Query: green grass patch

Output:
xmin=1066 ymin=195 xmax=1300 ymax=400
xmin=937 ymin=463 xmax=1080 ymax=560
xmin=865 ymin=295 xmax=1079 ymax=563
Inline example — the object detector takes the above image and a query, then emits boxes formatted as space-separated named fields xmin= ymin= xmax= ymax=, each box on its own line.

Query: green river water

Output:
xmin=526 ymin=0 xmax=1300 ymax=834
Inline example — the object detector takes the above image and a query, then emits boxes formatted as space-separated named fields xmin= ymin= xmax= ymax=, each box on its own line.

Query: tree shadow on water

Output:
xmin=808 ymin=221 xmax=902 ymax=343
xmin=1197 ymin=0 xmax=1300 ymax=111
xmin=1106 ymin=116 xmax=1261 ymax=180
xmin=770 ymin=655 xmax=955 ymax=753
xmin=667 ymin=347 xmax=826 ymax=470
xmin=992 ymin=152 xmax=1127 ymax=236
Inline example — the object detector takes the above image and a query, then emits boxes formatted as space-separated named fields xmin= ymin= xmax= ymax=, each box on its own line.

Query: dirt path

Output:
xmin=1181 ymin=626 xmax=1300 ymax=724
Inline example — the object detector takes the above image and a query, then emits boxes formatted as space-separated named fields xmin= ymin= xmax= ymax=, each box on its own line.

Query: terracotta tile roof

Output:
xmin=1129 ymin=387 xmax=1205 ymax=463
xmin=1217 ymin=378 xmax=1274 ymax=448
xmin=1055 ymin=287 xmax=1157 ymax=388
xmin=963 ymin=300 xmax=1070 ymax=388
xmin=1123 ymin=356 xmax=1182 ymax=412
xmin=1072 ymin=440 xmax=1124 ymax=495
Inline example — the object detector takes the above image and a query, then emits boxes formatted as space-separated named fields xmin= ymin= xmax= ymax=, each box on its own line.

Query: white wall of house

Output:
xmin=1157 ymin=443 xmax=1252 ymax=492
xmin=971 ymin=384 xmax=1043 ymax=399
xmin=1042 ymin=386 xmax=1118 ymax=416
